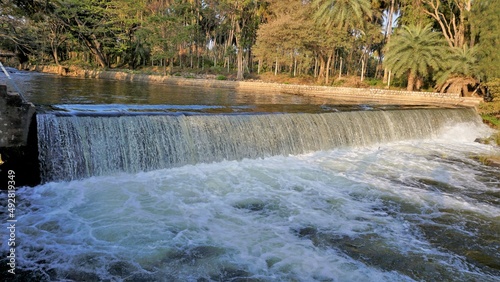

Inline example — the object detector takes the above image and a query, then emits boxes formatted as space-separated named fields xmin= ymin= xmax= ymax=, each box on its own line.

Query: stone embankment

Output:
xmin=31 ymin=65 xmax=483 ymax=108
xmin=0 ymin=85 xmax=35 ymax=147
xmin=0 ymin=85 xmax=39 ymax=187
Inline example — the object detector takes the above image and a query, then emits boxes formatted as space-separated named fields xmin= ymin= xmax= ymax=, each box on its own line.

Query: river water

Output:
xmin=1 ymin=71 xmax=499 ymax=281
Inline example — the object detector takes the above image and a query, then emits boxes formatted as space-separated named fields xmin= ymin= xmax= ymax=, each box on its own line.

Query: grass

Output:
xmin=493 ymin=132 xmax=500 ymax=146
xmin=480 ymin=114 xmax=500 ymax=128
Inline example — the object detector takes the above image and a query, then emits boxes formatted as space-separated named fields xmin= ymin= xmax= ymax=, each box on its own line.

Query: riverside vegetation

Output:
xmin=1 ymin=0 xmax=499 ymax=137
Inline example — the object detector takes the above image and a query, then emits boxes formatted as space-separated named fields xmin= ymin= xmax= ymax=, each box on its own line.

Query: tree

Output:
xmin=253 ymin=0 xmax=316 ymax=76
xmin=312 ymin=0 xmax=373 ymax=30
xmin=383 ymin=24 xmax=448 ymax=91
xmin=312 ymin=0 xmax=372 ymax=83
xmin=218 ymin=0 xmax=267 ymax=80
xmin=143 ymin=1 xmax=192 ymax=75
xmin=420 ymin=0 xmax=472 ymax=48
xmin=435 ymin=45 xmax=479 ymax=95
xmin=53 ymin=0 xmax=115 ymax=67
xmin=399 ymin=0 xmax=432 ymax=26
xmin=381 ymin=0 xmax=397 ymax=83
xmin=471 ymin=0 xmax=500 ymax=81
xmin=0 ymin=0 xmax=49 ymax=63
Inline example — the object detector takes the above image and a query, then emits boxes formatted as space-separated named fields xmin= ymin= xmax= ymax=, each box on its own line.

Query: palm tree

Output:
xmin=383 ymin=24 xmax=448 ymax=91
xmin=312 ymin=0 xmax=372 ymax=30
xmin=435 ymin=45 xmax=480 ymax=95
xmin=436 ymin=45 xmax=478 ymax=83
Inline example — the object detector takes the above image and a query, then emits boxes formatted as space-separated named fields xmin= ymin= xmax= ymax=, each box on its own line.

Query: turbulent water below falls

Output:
xmin=2 ymin=122 xmax=499 ymax=281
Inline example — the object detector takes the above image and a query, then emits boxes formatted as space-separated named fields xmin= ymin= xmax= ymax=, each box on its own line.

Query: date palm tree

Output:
xmin=436 ymin=45 xmax=478 ymax=84
xmin=383 ymin=24 xmax=448 ymax=91
xmin=313 ymin=0 xmax=372 ymax=30
xmin=435 ymin=45 xmax=480 ymax=95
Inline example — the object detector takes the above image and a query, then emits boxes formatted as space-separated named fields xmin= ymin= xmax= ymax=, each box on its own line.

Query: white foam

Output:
xmin=436 ymin=121 xmax=495 ymax=142
xmin=5 ymin=136 xmax=500 ymax=281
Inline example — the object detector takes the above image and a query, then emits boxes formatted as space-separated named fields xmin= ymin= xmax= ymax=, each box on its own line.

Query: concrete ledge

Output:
xmin=0 ymin=85 xmax=40 ymax=187
xmin=0 ymin=85 xmax=36 ymax=147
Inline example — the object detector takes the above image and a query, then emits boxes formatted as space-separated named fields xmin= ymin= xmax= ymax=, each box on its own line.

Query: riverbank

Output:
xmin=29 ymin=65 xmax=483 ymax=108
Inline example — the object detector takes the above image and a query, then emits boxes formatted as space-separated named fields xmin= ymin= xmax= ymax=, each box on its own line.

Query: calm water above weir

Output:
xmin=1 ymin=71 xmax=499 ymax=281
xmin=2 ymin=70 xmax=441 ymax=114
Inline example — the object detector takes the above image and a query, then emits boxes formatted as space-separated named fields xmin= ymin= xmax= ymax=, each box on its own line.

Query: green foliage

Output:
xmin=480 ymin=114 xmax=500 ymax=128
xmin=471 ymin=0 xmax=500 ymax=81
xmin=366 ymin=78 xmax=383 ymax=87
xmin=434 ymin=45 xmax=478 ymax=85
xmin=478 ymin=78 xmax=500 ymax=129
xmin=0 ymin=0 xmax=497 ymax=90
xmin=312 ymin=0 xmax=373 ymax=30
xmin=398 ymin=0 xmax=433 ymax=27
xmin=383 ymin=24 xmax=448 ymax=90
xmin=216 ymin=75 xmax=227 ymax=80
xmin=486 ymin=78 xmax=500 ymax=101
xmin=253 ymin=1 xmax=317 ymax=76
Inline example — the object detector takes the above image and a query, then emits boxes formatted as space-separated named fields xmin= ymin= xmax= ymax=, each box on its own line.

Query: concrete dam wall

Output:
xmin=0 ymin=85 xmax=39 ymax=187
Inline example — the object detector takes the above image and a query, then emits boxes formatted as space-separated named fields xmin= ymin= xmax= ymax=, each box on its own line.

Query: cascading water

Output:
xmin=37 ymin=108 xmax=481 ymax=182
xmin=2 ymin=106 xmax=499 ymax=281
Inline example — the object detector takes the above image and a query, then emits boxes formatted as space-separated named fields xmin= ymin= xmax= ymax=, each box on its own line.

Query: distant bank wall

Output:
xmin=31 ymin=65 xmax=483 ymax=108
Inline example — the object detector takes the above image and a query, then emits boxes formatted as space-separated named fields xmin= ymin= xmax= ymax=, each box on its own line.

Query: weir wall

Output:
xmin=0 ymin=85 xmax=36 ymax=147
xmin=0 ymin=85 xmax=40 ymax=187
xmin=31 ymin=65 xmax=483 ymax=108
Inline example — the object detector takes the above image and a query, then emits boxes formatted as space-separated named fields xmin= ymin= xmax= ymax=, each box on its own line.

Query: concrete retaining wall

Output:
xmin=0 ymin=85 xmax=36 ymax=147
xmin=0 ymin=85 xmax=39 ymax=187
xmin=236 ymin=81 xmax=483 ymax=107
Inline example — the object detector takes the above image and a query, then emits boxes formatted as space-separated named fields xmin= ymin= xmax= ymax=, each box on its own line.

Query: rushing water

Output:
xmin=2 ymin=122 xmax=500 ymax=281
xmin=1 ymin=71 xmax=499 ymax=281
xmin=37 ymin=108 xmax=480 ymax=183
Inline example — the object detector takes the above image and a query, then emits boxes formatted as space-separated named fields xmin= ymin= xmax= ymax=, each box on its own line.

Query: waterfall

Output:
xmin=37 ymin=108 xmax=481 ymax=182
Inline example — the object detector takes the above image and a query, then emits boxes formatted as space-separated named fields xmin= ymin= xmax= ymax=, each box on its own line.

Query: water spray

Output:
xmin=0 ymin=61 xmax=28 ymax=103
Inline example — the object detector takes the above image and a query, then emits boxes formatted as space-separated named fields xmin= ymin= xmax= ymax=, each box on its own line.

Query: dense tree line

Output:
xmin=0 ymin=0 xmax=498 ymax=93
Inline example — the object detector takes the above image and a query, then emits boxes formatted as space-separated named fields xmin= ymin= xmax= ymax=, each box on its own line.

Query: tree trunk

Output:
xmin=234 ymin=42 xmax=243 ymax=79
xmin=314 ymin=56 xmax=318 ymax=78
xmin=275 ymin=57 xmax=279 ymax=76
xmin=293 ymin=56 xmax=297 ymax=77
xmin=317 ymin=55 xmax=326 ymax=82
xmin=77 ymin=33 xmax=107 ymax=68
xmin=169 ymin=56 xmax=174 ymax=75
xmin=361 ymin=59 xmax=365 ymax=82
xmin=325 ymin=51 xmax=333 ymax=84
xmin=51 ymin=44 xmax=60 ymax=66
xmin=338 ymin=57 xmax=343 ymax=80
xmin=407 ymin=71 xmax=416 ymax=91
xmin=415 ymin=76 xmax=423 ymax=91
xmin=383 ymin=0 xmax=396 ymax=83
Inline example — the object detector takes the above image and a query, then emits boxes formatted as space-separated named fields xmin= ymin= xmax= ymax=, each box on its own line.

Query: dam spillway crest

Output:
xmin=36 ymin=108 xmax=481 ymax=183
